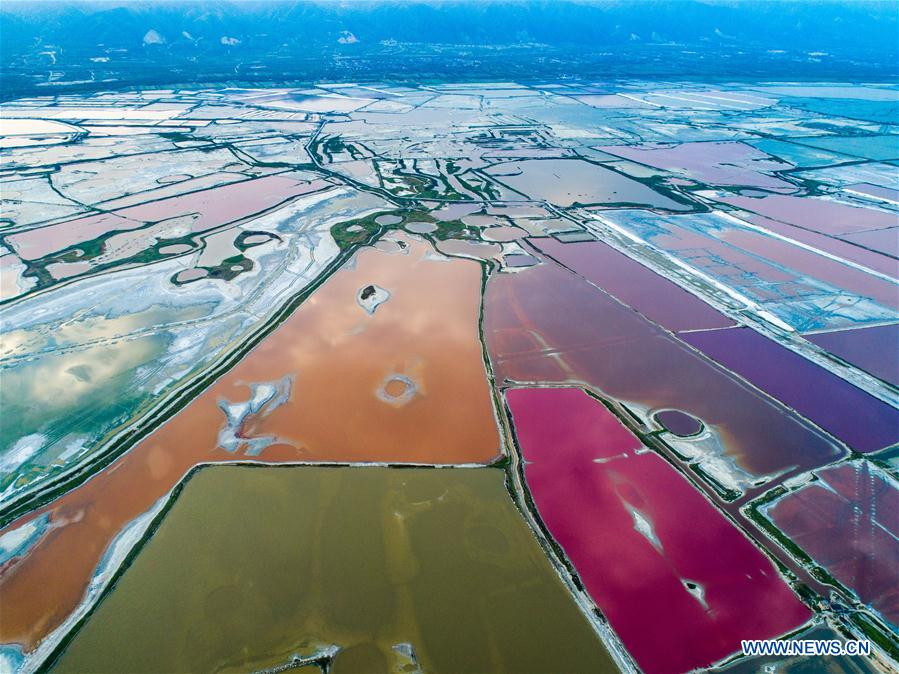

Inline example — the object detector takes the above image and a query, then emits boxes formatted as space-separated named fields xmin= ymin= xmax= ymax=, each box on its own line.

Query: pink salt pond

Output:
xmin=435 ymin=239 xmax=501 ymax=259
xmin=766 ymin=461 xmax=899 ymax=627
xmin=533 ymin=238 xmax=734 ymax=332
xmin=503 ymin=253 xmax=539 ymax=268
xmin=597 ymin=141 xmax=795 ymax=191
xmin=482 ymin=225 xmax=528 ymax=242
xmin=507 ymin=386 xmax=811 ymax=674
xmin=718 ymin=194 xmax=897 ymax=237
xmin=7 ymin=174 xmax=329 ymax=261
xmin=173 ymin=268 xmax=208 ymax=284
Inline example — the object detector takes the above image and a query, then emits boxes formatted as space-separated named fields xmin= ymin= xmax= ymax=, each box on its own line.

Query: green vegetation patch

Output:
xmin=330 ymin=212 xmax=388 ymax=251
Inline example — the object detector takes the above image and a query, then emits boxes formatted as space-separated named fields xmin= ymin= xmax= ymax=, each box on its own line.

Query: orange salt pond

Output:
xmin=0 ymin=232 xmax=500 ymax=653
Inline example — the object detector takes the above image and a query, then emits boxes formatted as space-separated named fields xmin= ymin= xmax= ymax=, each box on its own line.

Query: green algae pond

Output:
xmin=49 ymin=466 xmax=617 ymax=674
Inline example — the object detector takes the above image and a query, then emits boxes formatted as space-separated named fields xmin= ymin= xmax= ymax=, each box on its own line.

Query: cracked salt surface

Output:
xmin=217 ymin=375 xmax=293 ymax=454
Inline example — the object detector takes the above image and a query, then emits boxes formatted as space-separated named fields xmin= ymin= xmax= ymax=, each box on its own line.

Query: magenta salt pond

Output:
xmin=506 ymin=387 xmax=811 ymax=674
xmin=485 ymin=258 xmax=842 ymax=484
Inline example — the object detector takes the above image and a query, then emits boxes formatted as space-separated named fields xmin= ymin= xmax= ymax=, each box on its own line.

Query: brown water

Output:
xmin=1 ymin=234 xmax=500 ymax=652
xmin=51 ymin=466 xmax=617 ymax=674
